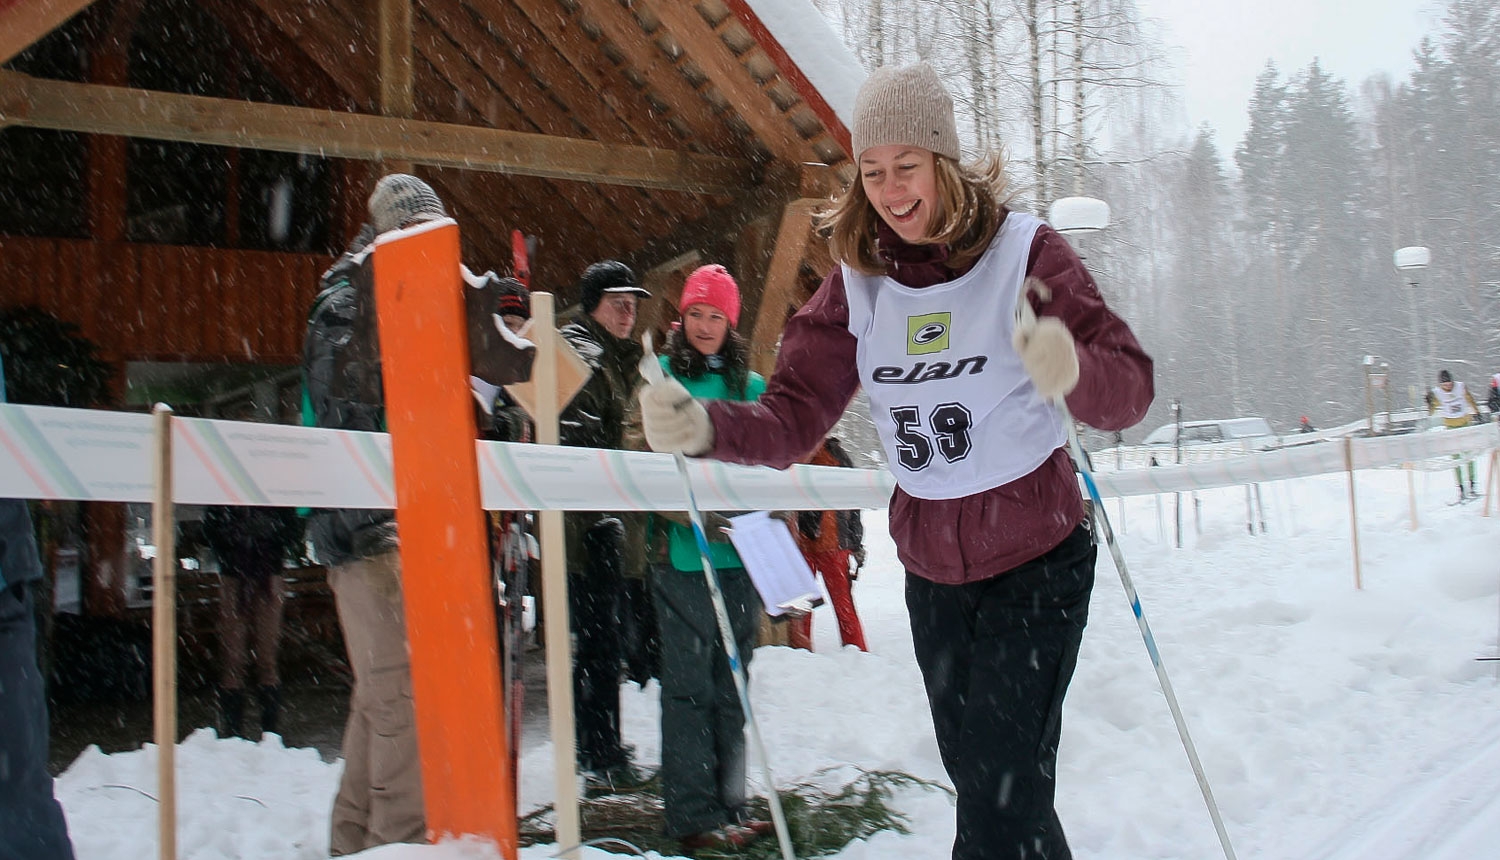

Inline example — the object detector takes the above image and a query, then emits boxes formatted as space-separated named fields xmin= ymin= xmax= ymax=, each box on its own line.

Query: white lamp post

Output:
xmin=1048 ymin=196 xmax=1110 ymax=234
xmin=1395 ymin=246 xmax=1431 ymax=387
xmin=1363 ymin=355 xmax=1390 ymax=434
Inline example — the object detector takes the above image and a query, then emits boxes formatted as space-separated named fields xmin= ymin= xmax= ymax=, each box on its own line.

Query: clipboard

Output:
xmin=726 ymin=511 xmax=824 ymax=616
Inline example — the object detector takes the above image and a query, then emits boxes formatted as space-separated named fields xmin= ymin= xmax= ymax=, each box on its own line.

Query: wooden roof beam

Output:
xmin=0 ymin=70 xmax=755 ymax=194
xmin=1 ymin=0 xmax=101 ymax=64
xmin=242 ymin=0 xmax=375 ymax=110
xmin=566 ymin=0 xmax=742 ymax=158
xmin=406 ymin=27 xmax=638 ymax=249
xmin=631 ymin=0 xmax=818 ymax=165
xmin=748 ymin=197 xmax=821 ymax=377
xmin=379 ymin=0 xmax=414 ymax=175
xmin=379 ymin=0 xmax=415 ymax=119
xmin=413 ymin=1 xmax=672 ymax=238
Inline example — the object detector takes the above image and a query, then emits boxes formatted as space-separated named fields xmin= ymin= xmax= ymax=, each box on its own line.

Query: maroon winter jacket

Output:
xmin=705 ymin=215 xmax=1154 ymax=584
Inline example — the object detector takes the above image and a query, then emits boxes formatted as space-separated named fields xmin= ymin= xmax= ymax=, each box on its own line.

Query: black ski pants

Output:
xmin=906 ymin=525 xmax=1095 ymax=860
xmin=570 ymin=518 xmax=628 ymax=771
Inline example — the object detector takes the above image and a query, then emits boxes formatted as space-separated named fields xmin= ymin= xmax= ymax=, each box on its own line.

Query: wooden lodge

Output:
xmin=0 ymin=0 xmax=859 ymax=624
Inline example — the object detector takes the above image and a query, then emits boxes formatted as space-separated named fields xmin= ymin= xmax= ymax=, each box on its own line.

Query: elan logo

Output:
xmin=872 ymin=356 xmax=988 ymax=385
xmin=907 ymin=312 xmax=951 ymax=355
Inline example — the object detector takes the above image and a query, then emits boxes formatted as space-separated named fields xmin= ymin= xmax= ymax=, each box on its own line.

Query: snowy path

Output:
xmin=53 ymin=468 xmax=1500 ymax=859
xmin=1305 ymin=711 xmax=1500 ymax=860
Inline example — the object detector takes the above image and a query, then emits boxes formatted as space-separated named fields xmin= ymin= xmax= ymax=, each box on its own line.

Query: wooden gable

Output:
xmin=2 ymin=0 xmax=851 ymax=306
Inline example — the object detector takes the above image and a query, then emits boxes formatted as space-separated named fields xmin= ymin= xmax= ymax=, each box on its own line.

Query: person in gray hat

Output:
xmin=640 ymin=63 xmax=1154 ymax=859
xmin=303 ymin=173 xmax=535 ymax=855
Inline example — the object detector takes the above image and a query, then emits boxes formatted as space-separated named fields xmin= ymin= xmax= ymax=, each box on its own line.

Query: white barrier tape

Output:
xmin=2 ymin=404 xmax=1494 ymax=509
xmin=1091 ymin=423 xmax=1497 ymax=498
xmin=0 ymin=403 xmax=896 ymax=510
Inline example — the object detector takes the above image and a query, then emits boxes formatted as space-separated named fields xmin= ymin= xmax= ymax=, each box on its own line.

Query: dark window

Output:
xmin=0 ymin=26 xmax=88 ymax=237
xmin=121 ymin=0 xmax=331 ymax=249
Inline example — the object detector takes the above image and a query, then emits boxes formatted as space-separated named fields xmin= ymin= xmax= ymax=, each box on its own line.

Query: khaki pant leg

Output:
xmin=327 ymin=552 xmax=425 ymax=855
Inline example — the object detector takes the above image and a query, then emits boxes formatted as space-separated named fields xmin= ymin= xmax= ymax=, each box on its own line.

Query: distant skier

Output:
xmin=640 ymin=62 xmax=1153 ymax=860
xmin=1429 ymin=369 xmax=1481 ymax=502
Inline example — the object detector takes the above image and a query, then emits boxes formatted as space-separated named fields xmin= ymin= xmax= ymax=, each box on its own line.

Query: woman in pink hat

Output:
xmin=648 ymin=264 xmax=774 ymax=852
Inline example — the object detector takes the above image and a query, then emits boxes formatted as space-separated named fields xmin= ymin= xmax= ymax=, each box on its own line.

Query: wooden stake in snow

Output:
xmin=151 ymin=403 xmax=177 ymax=860
xmin=529 ymin=291 xmax=583 ymax=859
xmin=1345 ymin=437 xmax=1362 ymax=590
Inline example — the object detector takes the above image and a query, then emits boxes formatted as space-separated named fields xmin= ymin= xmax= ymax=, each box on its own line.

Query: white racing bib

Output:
xmin=1432 ymin=381 xmax=1471 ymax=420
xmin=844 ymin=212 xmax=1066 ymax=500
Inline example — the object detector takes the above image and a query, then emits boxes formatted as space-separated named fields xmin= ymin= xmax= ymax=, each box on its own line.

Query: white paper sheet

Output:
xmin=725 ymin=511 xmax=824 ymax=616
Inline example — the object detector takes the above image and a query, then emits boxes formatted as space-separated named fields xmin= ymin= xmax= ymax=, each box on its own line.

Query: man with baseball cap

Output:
xmin=557 ymin=260 xmax=654 ymax=793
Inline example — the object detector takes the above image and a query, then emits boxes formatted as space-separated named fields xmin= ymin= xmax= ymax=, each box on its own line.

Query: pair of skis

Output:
xmin=495 ymin=230 xmax=535 ymax=810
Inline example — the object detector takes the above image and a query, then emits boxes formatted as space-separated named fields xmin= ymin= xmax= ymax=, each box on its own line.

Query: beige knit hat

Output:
xmin=850 ymin=62 xmax=961 ymax=162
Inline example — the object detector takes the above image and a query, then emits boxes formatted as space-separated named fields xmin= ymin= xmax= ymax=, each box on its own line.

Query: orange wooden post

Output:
xmin=371 ymin=220 xmax=517 ymax=855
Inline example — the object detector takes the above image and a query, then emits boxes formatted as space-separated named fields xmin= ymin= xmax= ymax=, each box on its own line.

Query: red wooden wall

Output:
xmin=0 ymin=236 xmax=331 ymax=365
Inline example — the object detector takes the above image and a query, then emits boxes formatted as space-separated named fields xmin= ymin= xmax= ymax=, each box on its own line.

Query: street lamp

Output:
xmin=1363 ymin=355 xmax=1390 ymax=434
xmin=1170 ymin=398 xmax=1182 ymax=548
xmin=1395 ymin=245 xmax=1431 ymax=387
xmin=1048 ymin=196 xmax=1111 ymax=234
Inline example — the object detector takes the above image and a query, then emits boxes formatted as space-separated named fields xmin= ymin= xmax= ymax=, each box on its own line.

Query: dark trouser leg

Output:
xmin=906 ymin=526 xmax=1095 ymax=860
xmin=571 ymin=519 xmax=625 ymax=770
xmin=218 ymin=576 xmax=251 ymax=737
xmin=218 ymin=575 xmax=250 ymax=690
xmin=620 ymin=576 xmax=661 ymax=685
xmin=250 ymin=574 xmax=286 ymax=736
xmin=0 ymin=582 xmax=76 ymax=860
xmin=652 ymin=565 xmax=760 ymax=838
xmin=249 ymin=573 xmax=286 ymax=689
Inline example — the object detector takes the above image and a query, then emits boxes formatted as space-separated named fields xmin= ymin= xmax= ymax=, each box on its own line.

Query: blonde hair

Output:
xmin=819 ymin=153 xmax=1011 ymax=276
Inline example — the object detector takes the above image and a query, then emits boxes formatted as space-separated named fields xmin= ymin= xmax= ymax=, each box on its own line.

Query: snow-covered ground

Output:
xmin=55 ymin=464 xmax=1500 ymax=859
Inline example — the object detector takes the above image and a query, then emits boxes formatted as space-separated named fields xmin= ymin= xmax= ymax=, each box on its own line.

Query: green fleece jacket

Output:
xmin=661 ymin=354 xmax=766 ymax=572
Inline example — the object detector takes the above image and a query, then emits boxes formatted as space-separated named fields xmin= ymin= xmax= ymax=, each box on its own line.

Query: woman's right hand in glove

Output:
xmin=640 ymin=377 xmax=714 ymax=456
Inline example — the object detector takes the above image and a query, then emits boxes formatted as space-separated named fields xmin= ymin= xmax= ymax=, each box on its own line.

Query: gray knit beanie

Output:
xmin=850 ymin=62 xmax=961 ymax=162
xmin=367 ymin=173 xmax=447 ymax=234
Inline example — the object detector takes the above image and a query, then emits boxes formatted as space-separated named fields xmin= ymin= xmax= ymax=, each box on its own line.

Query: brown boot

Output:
xmin=680 ymin=824 xmax=760 ymax=853
xmin=256 ymin=685 xmax=282 ymax=737
xmin=218 ymin=687 xmax=246 ymax=739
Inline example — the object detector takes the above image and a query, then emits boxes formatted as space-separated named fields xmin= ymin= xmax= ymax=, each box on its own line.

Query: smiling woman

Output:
xmin=638 ymin=61 xmax=1155 ymax=860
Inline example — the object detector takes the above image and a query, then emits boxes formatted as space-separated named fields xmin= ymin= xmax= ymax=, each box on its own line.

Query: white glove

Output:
xmin=1014 ymin=316 xmax=1079 ymax=400
xmin=639 ymin=377 xmax=714 ymax=456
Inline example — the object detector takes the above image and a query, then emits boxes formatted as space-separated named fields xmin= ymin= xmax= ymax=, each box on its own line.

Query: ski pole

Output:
xmin=639 ymin=334 xmax=797 ymax=860
xmin=1017 ymin=290 xmax=1238 ymax=860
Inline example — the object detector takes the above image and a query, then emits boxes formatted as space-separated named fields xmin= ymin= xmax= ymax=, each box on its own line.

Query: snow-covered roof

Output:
xmin=737 ymin=0 xmax=866 ymax=148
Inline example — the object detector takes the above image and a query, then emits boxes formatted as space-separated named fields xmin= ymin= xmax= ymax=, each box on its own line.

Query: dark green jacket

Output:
xmin=302 ymin=226 xmax=535 ymax=567
xmin=558 ymin=312 xmax=645 ymax=568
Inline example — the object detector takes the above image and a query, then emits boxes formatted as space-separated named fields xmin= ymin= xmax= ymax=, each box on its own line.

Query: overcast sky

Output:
xmin=1133 ymin=0 xmax=1445 ymax=154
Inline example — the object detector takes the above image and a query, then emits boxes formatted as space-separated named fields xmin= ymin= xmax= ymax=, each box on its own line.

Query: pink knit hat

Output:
xmin=678 ymin=264 xmax=741 ymax=328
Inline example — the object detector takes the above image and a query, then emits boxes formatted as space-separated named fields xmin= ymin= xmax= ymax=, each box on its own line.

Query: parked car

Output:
xmin=1142 ymin=417 xmax=1277 ymax=450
